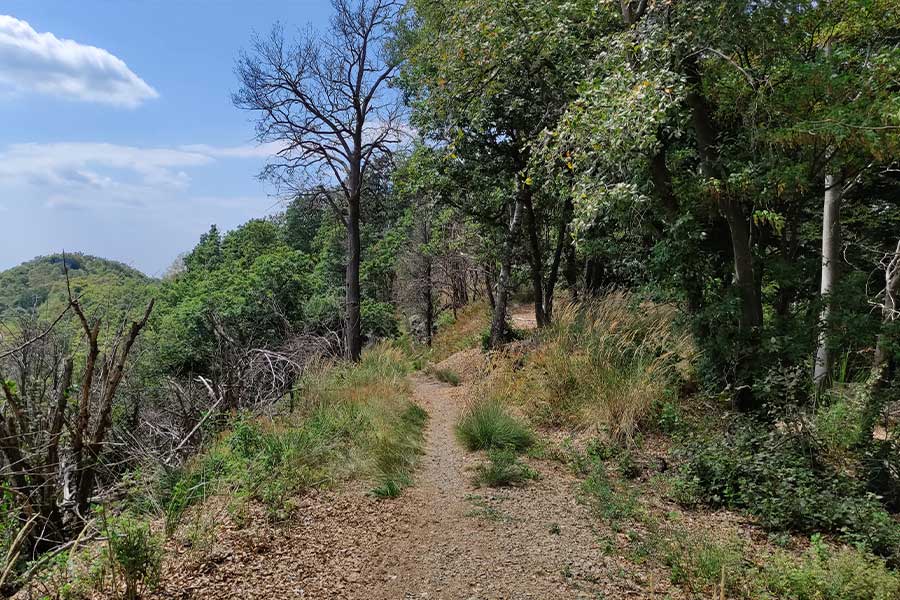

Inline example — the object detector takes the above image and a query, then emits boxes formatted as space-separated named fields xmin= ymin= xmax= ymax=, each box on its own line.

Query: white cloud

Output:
xmin=0 ymin=15 xmax=158 ymax=107
xmin=179 ymin=142 xmax=283 ymax=159
xmin=0 ymin=141 xmax=280 ymax=211
xmin=0 ymin=142 xmax=213 ymax=193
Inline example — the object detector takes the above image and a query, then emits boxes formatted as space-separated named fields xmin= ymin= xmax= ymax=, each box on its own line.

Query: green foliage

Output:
xmin=678 ymin=420 xmax=900 ymax=562
xmin=162 ymin=344 xmax=426 ymax=527
xmin=371 ymin=403 xmax=429 ymax=498
xmin=455 ymin=399 xmax=534 ymax=453
xmin=0 ymin=253 xmax=152 ymax=321
xmin=480 ymin=296 xmax=692 ymax=443
xmin=473 ymin=448 xmax=538 ymax=488
xmin=105 ymin=514 xmax=162 ymax=600
xmin=757 ymin=535 xmax=900 ymax=600
xmin=580 ymin=461 xmax=638 ymax=524
xmin=432 ymin=368 xmax=460 ymax=386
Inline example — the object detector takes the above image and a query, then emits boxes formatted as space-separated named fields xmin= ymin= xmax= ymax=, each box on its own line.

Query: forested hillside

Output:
xmin=2 ymin=1 xmax=899 ymax=598
xmin=0 ymin=253 xmax=151 ymax=319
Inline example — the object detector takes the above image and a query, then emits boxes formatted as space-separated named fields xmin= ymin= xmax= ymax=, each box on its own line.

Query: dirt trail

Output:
xmin=152 ymin=307 xmax=660 ymax=599
xmin=363 ymin=374 xmax=624 ymax=600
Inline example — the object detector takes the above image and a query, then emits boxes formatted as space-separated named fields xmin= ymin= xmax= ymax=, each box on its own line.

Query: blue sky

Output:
xmin=0 ymin=1 xmax=332 ymax=275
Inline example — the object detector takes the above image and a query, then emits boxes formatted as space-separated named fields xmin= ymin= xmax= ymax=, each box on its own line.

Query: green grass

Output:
xmin=159 ymin=343 xmax=428 ymax=530
xmin=432 ymin=368 xmax=461 ymax=386
xmin=455 ymin=399 xmax=534 ymax=452
xmin=473 ymin=448 xmax=539 ymax=487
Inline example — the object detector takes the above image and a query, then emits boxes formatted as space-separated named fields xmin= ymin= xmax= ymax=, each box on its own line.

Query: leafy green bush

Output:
xmin=678 ymin=420 xmax=900 ymax=562
xmin=757 ymin=535 xmax=900 ymax=600
xmin=456 ymin=399 xmax=534 ymax=452
xmin=473 ymin=448 xmax=538 ymax=487
xmin=106 ymin=515 xmax=162 ymax=600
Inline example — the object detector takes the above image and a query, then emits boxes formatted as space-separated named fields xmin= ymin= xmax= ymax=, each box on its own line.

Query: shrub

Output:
xmin=757 ymin=535 xmax=900 ymax=600
xmin=678 ymin=419 xmax=900 ymax=563
xmin=473 ymin=448 xmax=539 ymax=487
xmin=456 ymin=399 xmax=534 ymax=452
xmin=480 ymin=294 xmax=693 ymax=443
xmin=659 ymin=531 xmax=746 ymax=596
xmin=107 ymin=515 xmax=162 ymax=600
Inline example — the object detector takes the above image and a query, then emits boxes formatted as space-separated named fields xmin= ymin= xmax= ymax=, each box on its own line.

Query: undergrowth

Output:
xmin=159 ymin=342 xmax=427 ymax=530
xmin=432 ymin=368 xmax=461 ymax=386
xmin=478 ymin=293 xmax=693 ymax=444
xmin=676 ymin=418 xmax=900 ymax=564
xmin=473 ymin=448 xmax=538 ymax=487
xmin=430 ymin=303 xmax=490 ymax=362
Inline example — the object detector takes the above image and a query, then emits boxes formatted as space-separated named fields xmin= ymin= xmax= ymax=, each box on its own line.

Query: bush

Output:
xmin=678 ymin=419 xmax=900 ymax=563
xmin=107 ymin=515 xmax=162 ymax=600
xmin=757 ymin=535 xmax=900 ymax=600
xmin=473 ymin=448 xmax=538 ymax=487
xmin=456 ymin=399 xmax=534 ymax=452
xmin=479 ymin=294 xmax=693 ymax=443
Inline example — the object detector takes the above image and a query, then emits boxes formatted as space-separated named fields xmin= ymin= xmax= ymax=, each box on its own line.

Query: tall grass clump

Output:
xmin=473 ymin=448 xmax=538 ymax=487
xmin=484 ymin=292 xmax=693 ymax=443
xmin=456 ymin=398 xmax=534 ymax=452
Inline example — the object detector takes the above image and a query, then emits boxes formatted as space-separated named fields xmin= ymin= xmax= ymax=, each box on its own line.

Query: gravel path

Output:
xmin=363 ymin=375 xmax=622 ymax=600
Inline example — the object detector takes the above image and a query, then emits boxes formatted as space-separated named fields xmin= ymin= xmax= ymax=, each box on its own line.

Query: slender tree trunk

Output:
xmin=874 ymin=240 xmax=900 ymax=378
xmin=489 ymin=198 xmax=523 ymax=348
xmin=422 ymin=220 xmax=434 ymax=347
xmin=346 ymin=158 xmax=363 ymax=361
xmin=859 ymin=240 xmax=900 ymax=445
xmin=814 ymin=173 xmax=843 ymax=389
xmin=347 ymin=195 xmax=363 ymax=361
xmin=485 ymin=271 xmax=496 ymax=309
xmin=686 ymin=65 xmax=762 ymax=332
xmin=522 ymin=186 xmax=546 ymax=328
xmin=544 ymin=197 xmax=572 ymax=322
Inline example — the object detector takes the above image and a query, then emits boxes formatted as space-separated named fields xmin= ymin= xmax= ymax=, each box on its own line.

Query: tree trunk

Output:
xmin=346 ymin=164 xmax=363 ymax=362
xmin=544 ymin=198 xmax=573 ymax=324
xmin=422 ymin=221 xmax=434 ymax=347
xmin=522 ymin=186 xmax=546 ymax=328
xmin=813 ymin=173 xmax=843 ymax=389
xmin=874 ymin=240 xmax=900 ymax=378
xmin=489 ymin=198 xmax=523 ymax=348
xmin=544 ymin=197 xmax=572 ymax=322
xmin=685 ymin=64 xmax=762 ymax=332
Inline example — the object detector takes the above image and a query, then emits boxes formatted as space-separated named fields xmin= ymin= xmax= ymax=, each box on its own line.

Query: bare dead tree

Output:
xmin=874 ymin=239 xmax=900 ymax=381
xmin=234 ymin=0 xmax=406 ymax=361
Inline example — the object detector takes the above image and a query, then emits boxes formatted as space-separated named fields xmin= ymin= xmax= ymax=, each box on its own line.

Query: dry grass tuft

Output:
xmin=430 ymin=304 xmax=491 ymax=362
xmin=479 ymin=292 xmax=694 ymax=444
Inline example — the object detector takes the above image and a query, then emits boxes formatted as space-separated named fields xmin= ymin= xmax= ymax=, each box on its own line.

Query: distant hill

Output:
xmin=0 ymin=253 xmax=154 ymax=320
